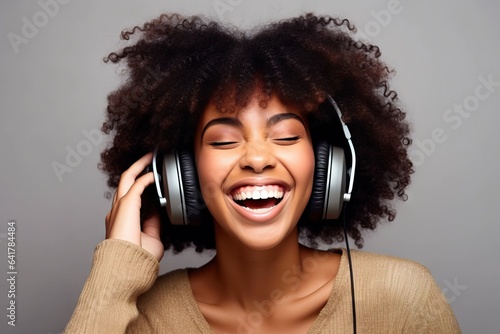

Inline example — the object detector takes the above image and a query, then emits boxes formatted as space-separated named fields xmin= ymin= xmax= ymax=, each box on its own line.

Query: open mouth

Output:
xmin=230 ymin=185 xmax=285 ymax=210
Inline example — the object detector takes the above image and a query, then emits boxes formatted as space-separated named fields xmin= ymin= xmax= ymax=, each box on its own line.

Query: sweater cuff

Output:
xmin=86 ymin=239 xmax=160 ymax=299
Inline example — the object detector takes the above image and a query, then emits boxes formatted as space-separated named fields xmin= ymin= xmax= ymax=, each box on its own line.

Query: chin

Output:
xmin=228 ymin=221 xmax=299 ymax=252
xmin=240 ymin=237 xmax=284 ymax=251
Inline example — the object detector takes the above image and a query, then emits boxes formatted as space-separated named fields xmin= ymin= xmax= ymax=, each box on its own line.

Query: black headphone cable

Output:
xmin=342 ymin=203 xmax=357 ymax=334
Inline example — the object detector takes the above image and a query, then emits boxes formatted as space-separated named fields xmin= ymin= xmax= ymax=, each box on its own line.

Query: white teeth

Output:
xmin=232 ymin=186 xmax=284 ymax=201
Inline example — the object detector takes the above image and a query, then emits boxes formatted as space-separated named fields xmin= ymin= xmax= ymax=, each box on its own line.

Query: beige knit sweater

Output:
xmin=64 ymin=239 xmax=461 ymax=333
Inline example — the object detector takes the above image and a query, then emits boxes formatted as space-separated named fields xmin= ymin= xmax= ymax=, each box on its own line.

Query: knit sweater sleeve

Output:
xmin=63 ymin=239 xmax=159 ymax=334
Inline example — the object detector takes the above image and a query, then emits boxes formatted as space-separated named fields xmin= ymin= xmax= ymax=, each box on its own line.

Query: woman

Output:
xmin=64 ymin=13 xmax=461 ymax=333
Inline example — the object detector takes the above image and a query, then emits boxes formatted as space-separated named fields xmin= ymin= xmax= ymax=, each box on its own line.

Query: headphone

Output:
xmin=151 ymin=95 xmax=356 ymax=226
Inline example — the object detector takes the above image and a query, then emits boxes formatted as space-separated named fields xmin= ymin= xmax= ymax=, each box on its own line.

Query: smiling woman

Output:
xmin=64 ymin=12 xmax=461 ymax=334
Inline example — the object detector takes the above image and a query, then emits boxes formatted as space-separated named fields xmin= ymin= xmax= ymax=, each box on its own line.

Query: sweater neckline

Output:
xmin=179 ymin=248 xmax=349 ymax=334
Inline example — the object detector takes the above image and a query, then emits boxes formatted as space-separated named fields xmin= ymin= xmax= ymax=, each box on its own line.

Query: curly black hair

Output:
xmin=100 ymin=13 xmax=413 ymax=252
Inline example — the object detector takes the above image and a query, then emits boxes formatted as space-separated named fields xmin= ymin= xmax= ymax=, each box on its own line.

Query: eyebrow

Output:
xmin=267 ymin=113 xmax=305 ymax=127
xmin=201 ymin=112 xmax=306 ymax=139
xmin=201 ymin=117 xmax=243 ymax=139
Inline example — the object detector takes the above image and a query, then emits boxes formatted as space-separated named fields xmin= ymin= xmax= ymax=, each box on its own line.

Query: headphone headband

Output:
xmin=326 ymin=95 xmax=356 ymax=202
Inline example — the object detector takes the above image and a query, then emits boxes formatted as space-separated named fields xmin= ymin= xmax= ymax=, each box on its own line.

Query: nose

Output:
xmin=239 ymin=141 xmax=277 ymax=173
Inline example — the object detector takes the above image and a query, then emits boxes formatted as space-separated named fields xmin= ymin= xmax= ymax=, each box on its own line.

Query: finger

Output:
xmin=108 ymin=171 xmax=155 ymax=226
xmin=116 ymin=152 xmax=154 ymax=200
xmin=106 ymin=191 xmax=117 ymax=238
xmin=105 ymin=210 xmax=112 ymax=238
xmin=108 ymin=172 xmax=156 ymax=241
xmin=118 ymin=171 xmax=155 ymax=204
xmin=142 ymin=211 xmax=161 ymax=240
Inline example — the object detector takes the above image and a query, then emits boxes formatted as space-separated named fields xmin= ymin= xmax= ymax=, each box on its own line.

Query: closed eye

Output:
xmin=274 ymin=136 xmax=301 ymax=142
xmin=209 ymin=141 xmax=238 ymax=147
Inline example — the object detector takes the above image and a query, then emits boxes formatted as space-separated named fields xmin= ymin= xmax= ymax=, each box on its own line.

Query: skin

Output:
xmin=105 ymin=92 xmax=342 ymax=333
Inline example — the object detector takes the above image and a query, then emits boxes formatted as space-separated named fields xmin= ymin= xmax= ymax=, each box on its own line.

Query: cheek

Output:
xmin=300 ymin=149 xmax=316 ymax=193
xmin=195 ymin=151 xmax=233 ymax=204
xmin=288 ymin=145 xmax=315 ymax=185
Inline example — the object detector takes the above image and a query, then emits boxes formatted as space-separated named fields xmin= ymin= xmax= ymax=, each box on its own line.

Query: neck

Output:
xmin=210 ymin=225 xmax=307 ymax=310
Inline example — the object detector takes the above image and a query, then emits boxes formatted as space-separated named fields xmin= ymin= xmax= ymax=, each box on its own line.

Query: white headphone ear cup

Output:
xmin=307 ymin=142 xmax=346 ymax=221
xmin=323 ymin=146 xmax=346 ymax=220
xmin=161 ymin=151 xmax=205 ymax=225
xmin=162 ymin=152 xmax=188 ymax=225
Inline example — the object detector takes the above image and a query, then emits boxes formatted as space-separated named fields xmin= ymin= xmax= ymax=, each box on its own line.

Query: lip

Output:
xmin=226 ymin=178 xmax=291 ymax=224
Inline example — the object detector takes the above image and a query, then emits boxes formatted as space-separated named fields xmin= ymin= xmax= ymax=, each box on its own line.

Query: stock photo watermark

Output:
xmin=212 ymin=0 xmax=410 ymax=40
xmin=409 ymin=73 xmax=499 ymax=166
xmin=356 ymin=0 xmax=413 ymax=41
xmin=51 ymin=128 xmax=103 ymax=182
xmin=5 ymin=220 xmax=17 ymax=327
xmin=7 ymin=0 xmax=72 ymax=54
xmin=213 ymin=0 xmax=245 ymax=21
xmin=51 ymin=65 xmax=166 ymax=182
xmin=411 ymin=277 xmax=467 ymax=333
xmin=442 ymin=277 xmax=467 ymax=304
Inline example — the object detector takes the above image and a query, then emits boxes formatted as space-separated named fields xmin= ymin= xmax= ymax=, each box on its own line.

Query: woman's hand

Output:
xmin=105 ymin=153 xmax=164 ymax=261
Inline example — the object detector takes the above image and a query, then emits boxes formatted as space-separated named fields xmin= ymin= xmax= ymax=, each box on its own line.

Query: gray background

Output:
xmin=1 ymin=0 xmax=499 ymax=333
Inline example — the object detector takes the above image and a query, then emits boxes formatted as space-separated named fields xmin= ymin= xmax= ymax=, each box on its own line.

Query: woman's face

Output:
xmin=194 ymin=94 xmax=315 ymax=250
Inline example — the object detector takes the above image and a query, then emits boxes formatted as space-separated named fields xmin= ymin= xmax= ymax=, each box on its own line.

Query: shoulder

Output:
xmin=348 ymin=250 xmax=437 ymax=302
xmin=350 ymin=249 xmax=431 ymax=277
